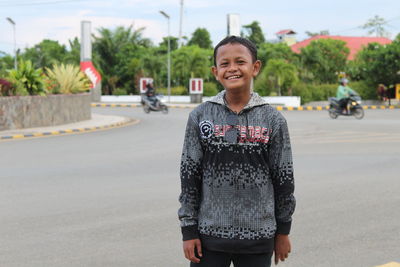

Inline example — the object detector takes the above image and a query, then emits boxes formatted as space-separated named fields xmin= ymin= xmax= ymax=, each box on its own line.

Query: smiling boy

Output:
xmin=178 ymin=36 xmax=296 ymax=267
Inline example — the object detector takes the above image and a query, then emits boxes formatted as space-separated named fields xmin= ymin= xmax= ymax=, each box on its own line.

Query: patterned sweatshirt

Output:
xmin=178 ymin=91 xmax=295 ymax=253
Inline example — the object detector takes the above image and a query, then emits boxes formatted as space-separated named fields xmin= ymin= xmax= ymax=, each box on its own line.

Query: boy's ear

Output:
xmin=211 ymin=66 xmax=219 ymax=80
xmin=252 ymin=60 xmax=262 ymax=77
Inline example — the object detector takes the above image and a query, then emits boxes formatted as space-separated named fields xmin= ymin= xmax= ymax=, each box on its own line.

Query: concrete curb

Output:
xmin=277 ymin=105 xmax=400 ymax=111
xmin=91 ymin=103 xmax=400 ymax=110
xmin=0 ymin=117 xmax=138 ymax=141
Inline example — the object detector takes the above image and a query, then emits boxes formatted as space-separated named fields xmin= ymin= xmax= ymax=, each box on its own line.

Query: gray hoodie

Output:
xmin=178 ymin=90 xmax=295 ymax=253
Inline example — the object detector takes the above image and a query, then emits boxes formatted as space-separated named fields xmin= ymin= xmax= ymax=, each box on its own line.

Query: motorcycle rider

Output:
xmin=336 ymin=78 xmax=356 ymax=114
xmin=145 ymin=82 xmax=160 ymax=108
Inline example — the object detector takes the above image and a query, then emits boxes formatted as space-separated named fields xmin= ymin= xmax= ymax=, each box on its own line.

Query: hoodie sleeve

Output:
xmin=178 ymin=112 xmax=203 ymax=241
xmin=269 ymin=114 xmax=296 ymax=235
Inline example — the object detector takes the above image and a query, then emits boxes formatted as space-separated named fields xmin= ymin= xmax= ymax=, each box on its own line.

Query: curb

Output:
xmin=92 ymin=103 xmax=400 ymax=110
xmin=0 ymin=118 xmax=139 ymax=141
xmin=277 ymin=105 xmax=400 ymax=111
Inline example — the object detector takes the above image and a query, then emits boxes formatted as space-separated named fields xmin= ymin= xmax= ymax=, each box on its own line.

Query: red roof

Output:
xmin=290 ymin=35 xmax=392 ymax=60
xmin=276 ymin=29 xmax=296 ymax=35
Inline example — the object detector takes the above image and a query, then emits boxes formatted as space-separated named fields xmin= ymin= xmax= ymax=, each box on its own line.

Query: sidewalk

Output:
xmin=0 ymin=113 xmax=136 ymax=141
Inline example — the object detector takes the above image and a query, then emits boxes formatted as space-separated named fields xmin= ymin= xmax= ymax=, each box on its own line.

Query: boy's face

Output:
xmin=212 ymin=43 xmax=261 ymax=92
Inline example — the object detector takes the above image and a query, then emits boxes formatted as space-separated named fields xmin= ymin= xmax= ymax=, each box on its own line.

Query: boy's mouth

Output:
xmin=226 ymin=75 xmax=242 ymax=80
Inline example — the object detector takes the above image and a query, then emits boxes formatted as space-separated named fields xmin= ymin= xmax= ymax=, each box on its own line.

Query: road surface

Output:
xmin=1 ymin=107 xmax=399 ymax=267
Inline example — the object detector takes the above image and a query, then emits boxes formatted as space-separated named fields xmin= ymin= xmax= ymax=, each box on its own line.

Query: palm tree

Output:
xmin=262 ymin=59 xmax=298 ymax=96
xmin=172 ymin=45 xmax=211 ymax=87
xmin=92 ymin=26 xmax=152 ymax=94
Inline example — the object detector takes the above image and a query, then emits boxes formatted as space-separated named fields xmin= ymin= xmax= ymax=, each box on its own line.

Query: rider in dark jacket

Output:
xmin=145 ymin=83 xmax=159 ymax=107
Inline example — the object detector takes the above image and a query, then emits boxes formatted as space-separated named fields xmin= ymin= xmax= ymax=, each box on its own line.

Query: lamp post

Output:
xmin=159 ymin=10 xmax=171 ymax=103
xmin=179 ymin=0 xmax=184 ymax=47
xmin=6 ymin=17 xmax=17 ymax=70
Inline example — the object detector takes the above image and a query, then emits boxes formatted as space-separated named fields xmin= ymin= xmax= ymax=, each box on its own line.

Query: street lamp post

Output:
xmin=159 ymin=10 xmax=171 ymax=103
xmin=6 ymin=17 xmax=17 ymax=70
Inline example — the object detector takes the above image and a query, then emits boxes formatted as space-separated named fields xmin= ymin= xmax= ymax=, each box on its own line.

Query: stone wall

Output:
xmin=0 ymin=94 xmax=91 ymax=131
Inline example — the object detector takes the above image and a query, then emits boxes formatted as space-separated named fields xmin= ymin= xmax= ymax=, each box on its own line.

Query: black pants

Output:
xmin=338 ymin=98 xmax=349 ymax=110
xmin=190 ymin=248 xmax=272 ymax=267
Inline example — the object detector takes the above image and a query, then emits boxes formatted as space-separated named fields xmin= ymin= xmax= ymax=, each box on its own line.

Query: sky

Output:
xmin=0 ymin=0 xmax=400 ymax=55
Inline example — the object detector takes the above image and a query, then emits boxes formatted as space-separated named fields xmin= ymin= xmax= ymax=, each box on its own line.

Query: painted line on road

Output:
xmin=0 ymin=119 xmax=139 ymax=142
xmin=92 ymin=103 xmax=400 ymax=111
xmin=375 ymin=262 xmax=400 ymax=267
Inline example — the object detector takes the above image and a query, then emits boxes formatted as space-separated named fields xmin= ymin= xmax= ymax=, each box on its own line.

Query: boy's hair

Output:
xmin=213 ymin=36 xmax=258 ymax=66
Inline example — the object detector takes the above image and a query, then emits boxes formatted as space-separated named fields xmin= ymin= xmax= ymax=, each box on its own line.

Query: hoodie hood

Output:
xmin=208 ymin=90 xmax=267 ymax=110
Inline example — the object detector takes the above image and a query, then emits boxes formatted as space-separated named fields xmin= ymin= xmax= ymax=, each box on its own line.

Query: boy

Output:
xmin=178 ymin=36 xmax=295 ymax=267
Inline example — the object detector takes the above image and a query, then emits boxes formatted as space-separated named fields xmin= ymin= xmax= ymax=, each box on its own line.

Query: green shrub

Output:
xmin=157 ymin=86 xmax=188 ymax=95
xmin=350 ymin=81 xmax=376 ymax=100
xmin=292 ymin=82 xmax=313 ymax=104
xmin=203 ymin=82 xmax=219 ymax=96
xmin=7 ymin=60 xmax=46 ymax=95
xmin=292 ymin=82 xmax=337 ymax=104
xmin=113 ymin=88 xmax=128 ymax=95
xmin=315 ymin=83 xmax=337 ymax=100
xmin=269 ymin=91 xmax=278 ymax=96
xmin=46 ymin=64 xmax=90 ymax=94
xmin=254 ymin=75 xmax=272 ymax=96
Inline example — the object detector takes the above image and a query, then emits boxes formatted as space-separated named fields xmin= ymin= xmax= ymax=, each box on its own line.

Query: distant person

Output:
xmin=178 ymin=36 xmax=296 ymax=267
xmin=145 ymin=83 xmax=159 ymax=107
xmin=377 ymin=84 xmax=387 ymax=102
xmin=336 ymin=78 xmax=356 ymax=114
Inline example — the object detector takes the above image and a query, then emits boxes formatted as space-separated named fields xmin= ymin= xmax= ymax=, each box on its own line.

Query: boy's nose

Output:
xmin=227 ymin=63 xmax=238 ymax=72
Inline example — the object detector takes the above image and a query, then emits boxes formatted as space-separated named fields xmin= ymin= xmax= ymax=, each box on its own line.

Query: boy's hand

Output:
xmin=274 ymin=234 xmax=291 ymax=265
xmin=183 ymin=239 xmax=202 ymax=263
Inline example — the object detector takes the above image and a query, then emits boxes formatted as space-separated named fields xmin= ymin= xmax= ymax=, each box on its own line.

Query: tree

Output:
xmin=242 ymin=21 xmax=265 ymax=47
xmin=300 ymin=39 xmax=349 ymax=83
xmin=188 ymin=28 xmax=213 ymax=49
xmin=0 ymin=52 xmax=14 ymax=77
xmin=93 ymin=26 xmax=152 ymax=94
xmin=63 ymin=37 xmax=80 ymax=65
xmin=305 ymin=30 xmax=330 ymax=37
xmin=256 ymin=59 xmax=298 ymax=96
xmin=21 ymin=39 xmax=67 ymax=69
xmin=353 ymin=40 xmax=400 ymax=88
xmin=258 ymin=43 xmax=298 ymax=67
xmin=172 ymin=46 xmax=212 ymax=87
xmin=159 ymin=36 xmax=179 ymax=52
xmin=362 ymin=15 xmax=389 ymax=37
xmin=140 ymin=47 xmax=165 ymax=87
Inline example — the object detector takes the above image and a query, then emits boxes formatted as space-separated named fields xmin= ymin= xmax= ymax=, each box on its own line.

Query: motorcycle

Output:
xmin=141 ymin=94 xmax=168 ymax=114
xmin=328 ymin=93 xmax=364 ymax=119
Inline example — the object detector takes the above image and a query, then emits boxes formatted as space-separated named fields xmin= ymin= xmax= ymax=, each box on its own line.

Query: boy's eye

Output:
xmin=237 ymin=60 xmax=245 ymax=64
xmin=220 ymin=62 xmax=228 ymax=67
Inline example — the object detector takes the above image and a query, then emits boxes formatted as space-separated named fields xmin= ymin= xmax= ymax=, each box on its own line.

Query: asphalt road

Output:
xmin=1 ymin=107 xmax=399 ymax=267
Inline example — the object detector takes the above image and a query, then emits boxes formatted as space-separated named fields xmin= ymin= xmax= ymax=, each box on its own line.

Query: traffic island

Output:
xmin=0 ymin=93 xmax=91 ymax=131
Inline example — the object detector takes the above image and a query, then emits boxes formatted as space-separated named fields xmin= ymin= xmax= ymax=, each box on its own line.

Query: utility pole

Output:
xmin=160 ymin=11 xmax=171 ymax=103
xmin=6 ymin=17 xmax=17 ymax=70
xmin=179 ymin=0 xmax=184 ymax=47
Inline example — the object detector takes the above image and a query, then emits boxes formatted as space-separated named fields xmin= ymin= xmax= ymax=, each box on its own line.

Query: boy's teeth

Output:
xmin=227 ymin=76 xmax=240 ymax=80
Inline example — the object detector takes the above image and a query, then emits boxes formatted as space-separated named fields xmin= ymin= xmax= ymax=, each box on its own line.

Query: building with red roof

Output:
xmin=290 ymin=35 xmax=392 ymax=60
xmin=276 ymin=29 xmax=297 ymax=46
